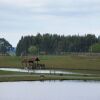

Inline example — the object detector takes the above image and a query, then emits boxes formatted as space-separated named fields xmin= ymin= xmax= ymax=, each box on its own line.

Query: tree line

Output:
xmin=16 ymin=33 xmax=100 ymax=56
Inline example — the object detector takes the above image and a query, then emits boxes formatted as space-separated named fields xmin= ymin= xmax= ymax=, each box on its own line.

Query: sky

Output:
xmin=0 ymin=0 xmax=100 ymax=47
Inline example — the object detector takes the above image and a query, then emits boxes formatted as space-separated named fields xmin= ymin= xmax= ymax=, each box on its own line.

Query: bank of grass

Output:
xmin=0 ymin=69 xmax=100 ymax=82
xmin=0 ymin=72 xmax=100 ymax=82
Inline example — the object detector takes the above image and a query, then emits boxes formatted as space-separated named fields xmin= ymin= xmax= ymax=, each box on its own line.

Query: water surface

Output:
xmin=0 ymin=81 xmax=100 ymax=100
xmin=0 ymin=68 xmax=78 ymax=74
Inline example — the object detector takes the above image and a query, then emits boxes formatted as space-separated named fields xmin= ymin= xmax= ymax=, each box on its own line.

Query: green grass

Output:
xmin=39 ymin=55 xmax=100 ymax=75
xmin=0 ymin=70 xmax=27 ymax=75
xmin=0 ymin=54 xmax=100 ymax=75
xmin=0 ymin=56 xmax=22 ymax=68
xmin=0 ymin=72 xmax=100 ymax=82
xmin=40 ymin=55 xmax=100 ymax=70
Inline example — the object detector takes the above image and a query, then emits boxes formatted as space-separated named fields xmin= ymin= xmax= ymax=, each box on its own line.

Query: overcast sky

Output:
xmin=0 ymin=0 xmax=100 ymax=47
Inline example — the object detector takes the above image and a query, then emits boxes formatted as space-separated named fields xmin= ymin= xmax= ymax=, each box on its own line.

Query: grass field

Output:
xmin=0 ymin=54 xmax=100 ymax=82
xmin=40 ymin=55 xmax=100 ymax=70
xmin=0 ymin=56 xmax=21 ymax=68
xmin=0 ymin=54 xmax=100 ymax=73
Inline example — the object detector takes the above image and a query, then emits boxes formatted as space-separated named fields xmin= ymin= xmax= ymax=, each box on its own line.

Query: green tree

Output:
xmin=0 ymin=38 xmax=12 ymax=54
xmin=16 ymin=33 xmax=99 ymax=55
xmin=89 ymin=43 xmax=100 ymax=53
xmin=28 ymin=46 xmax=38 ymax=55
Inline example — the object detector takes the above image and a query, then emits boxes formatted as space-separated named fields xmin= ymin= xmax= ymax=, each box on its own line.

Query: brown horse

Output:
xmin=21 ymin=57 xmax=39 ymax=69
xmin=21 ymin=57 xmax=45 ymax=70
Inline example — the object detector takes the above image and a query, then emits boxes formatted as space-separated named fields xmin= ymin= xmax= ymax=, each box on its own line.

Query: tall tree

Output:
xmin=16 ymin=33 xmax=99 ymax=56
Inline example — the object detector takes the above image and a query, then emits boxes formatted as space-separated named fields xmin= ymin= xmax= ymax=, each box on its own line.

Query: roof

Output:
xmin=29 ymin=56 xmax=40 ymax=61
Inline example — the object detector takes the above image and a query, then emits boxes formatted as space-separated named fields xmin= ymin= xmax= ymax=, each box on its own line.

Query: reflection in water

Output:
xmin=0 ymin=81 xmax=100 ymax=100
xmin=0 ymin=68 xmax=78 ymax=74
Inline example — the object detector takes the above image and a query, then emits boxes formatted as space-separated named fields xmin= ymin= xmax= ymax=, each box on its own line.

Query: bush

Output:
xmin=89 ymin=43 xmax=100 ymax=53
